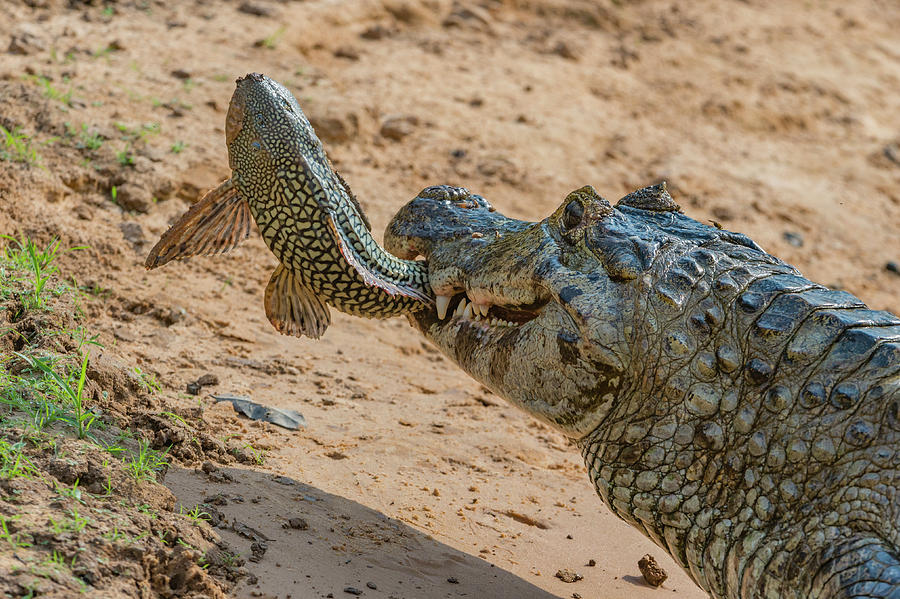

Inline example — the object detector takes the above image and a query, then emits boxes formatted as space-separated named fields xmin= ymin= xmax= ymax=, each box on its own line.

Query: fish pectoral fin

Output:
xmin=325 ymin=213 xmax=432 ymax=304
xmin=264 ymin=264 xmax=331 ymax=339
xmin=145 ymin=178 xmax=253 ymax=269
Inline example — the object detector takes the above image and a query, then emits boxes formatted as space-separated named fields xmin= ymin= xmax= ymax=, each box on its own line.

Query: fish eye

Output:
xmin=562 ymin=200 xmax=584 ymax=231
xmin=251 ymin=140 xmax=261 ymax=151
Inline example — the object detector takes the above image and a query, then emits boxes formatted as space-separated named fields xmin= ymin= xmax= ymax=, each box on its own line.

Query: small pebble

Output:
xmin=197 ymin=373 xmax=219 ymax=386
xmin=343 ymin=587 xmax=362 ymax=596
xmin=555 ymin=568 xmax=583 ymax=583
xmin=186 ymin=381 xmax=201 ymax=395
xmin=586 ymin=559 xmax=596 ymax=567
xmin=447 ymin=577 xmax=459 ymax=584
xmin=782 ymin=231 xmax=804 ymax=247
xmin=638 ymin=554 xmax=668 ymax=587
xmin=285 ymin=517 xmax=309 ymax=530
xmin=366 ymin=582 xmax=377 ymax=590
xmin=886 ymin=261 xmax=900 ymax=276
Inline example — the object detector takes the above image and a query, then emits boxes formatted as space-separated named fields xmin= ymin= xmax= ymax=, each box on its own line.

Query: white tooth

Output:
xmin=479 ymin=304 xmax=489 ymax=317
xmin=455 ymin=299 xmax=467 ymax=317
xmin=491 ymin=318 xmax=498 ymax=326
xmin=436 ymin=295 xmax=451 ymax=320
xmin=462 ymin=303 xmax=472 ymax=319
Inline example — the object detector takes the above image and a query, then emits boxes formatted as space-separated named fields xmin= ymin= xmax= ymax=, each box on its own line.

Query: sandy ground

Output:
xmin=1 ymin=0 xmax=899 ymax=597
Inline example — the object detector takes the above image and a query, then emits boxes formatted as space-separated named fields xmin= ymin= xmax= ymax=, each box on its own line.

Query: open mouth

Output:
xmin=433 ymin=292 xmax=547 ymax=328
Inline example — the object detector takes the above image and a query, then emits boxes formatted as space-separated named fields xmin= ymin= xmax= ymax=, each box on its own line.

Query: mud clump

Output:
xmin=638 ymin=553 xmax=668 ymax=587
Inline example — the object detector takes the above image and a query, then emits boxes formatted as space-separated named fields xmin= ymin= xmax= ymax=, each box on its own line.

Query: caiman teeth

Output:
xmin=436 ymin=295 xmax=452 ymax=320
xmin=454 ymin=297 xmax=468 ymax=317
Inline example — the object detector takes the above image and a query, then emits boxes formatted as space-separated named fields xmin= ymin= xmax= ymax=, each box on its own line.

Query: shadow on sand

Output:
xmin=166 ymin=465 xmax=560 ymax=599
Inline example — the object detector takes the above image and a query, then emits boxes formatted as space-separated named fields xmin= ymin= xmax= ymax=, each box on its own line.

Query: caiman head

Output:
xmin=385 ymin=184 xmax=681 ymax=440
xmin=386 ymin=183 xmax=768 ymax=440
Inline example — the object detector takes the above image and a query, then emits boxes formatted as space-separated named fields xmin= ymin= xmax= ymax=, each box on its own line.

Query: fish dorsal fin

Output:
xmin=145 ymin=178 xmax=252 ymax=269
xmin=325 ymin=213 xmax=431 ymax=303
xmin=264 ymin=264 xmax=331 ymax=339
xmin=333 ymin=169 xmax=371 ymax=232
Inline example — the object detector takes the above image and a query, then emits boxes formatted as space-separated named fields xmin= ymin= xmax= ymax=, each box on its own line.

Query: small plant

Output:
xmin=241 ymin=442 xmax=266 ymax=465
xmin=170 ymin=140 xmax=186 ymax=153
xmin=0 ymin=514 xmax=32 ymax=549
xmin=27 ymin=75 xmax=74 ymax=106
xmin=1 ymin=235 xmax=84 ymax=309
xmin=19 ymin=351 xmax=95 ymax=439
xmin=65 ymin=122 xmax=103 ymax=151
xmin=0 ymin=125 xmax=40 ymax=165
xmin=116 ymin=147 xmax=135 ymax=166
xmin=53 ymin=479 xmax=85 ymax=503
xmin=257 ymin=26 xmax=286 ymax=49
xmin=126 ymin=440 xmax=168 ymax=482
xmin=103 ymin=526 xmax=123 ymax=542
xmin=49 ymin=508 xmax=88 ymax=534
xmin=180 ymin=504 xmax=210 ymax=524
xmin=0 ymin=439 xmax=37 ymax=479
xmin=162 ymin=411 xmax=187 ymax=427
xmin=133 ymin=367 xmax=160 ymax=394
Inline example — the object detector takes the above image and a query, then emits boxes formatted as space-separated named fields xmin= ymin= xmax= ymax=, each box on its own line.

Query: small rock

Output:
xmin=783 ymin=231 xmax=804 ymax=247
xmin=186 ymin=381 xmax=202 ymax=395
xmin=308 ymin=113 xmax=358 ymax=145
xmin=442 ymin=4 xmax=494 ymax=31
xmin=586 ymin=559 xmax=596 ymax=567
xmin=119 ymin=222 xmax=144 ymax=245
xmin=108 ymin=39 xmax=126 ymax=51
xmin=8 ymin=32 xmax=46 ymax=55
xmin=238 ymin=2 xmax=274 ymax=17
xmin=159 ymin=307 xmax=185 ymax=326
xmin=380 ymin=115 xmax=418 ymax=141
xmin=273 ymin=476 xmax=296 ymax=486
xmin=284 ymin=517 xmax=309 ymax=530
xmin=201 ymin=461 xmax=219 ymax=474
xmin=886 ymin=261 xmax=900 ymax=276
xmin=197 ymin=373 xmax=219 ymax=387
xmin=450 ymin=148 xmax=467 ymax=159
xmin=447 ymin=577 xmax=459 ymax=584
xmin=550 ymin=40 xmax=578 ymax=60
xmin=572 ymin=594 xmax=582 ymax=599
xmin=171 ymin=68 xmax=192 ymax=80
xmin=334 ymin=46 xmax=360 ymax=60
xmin=366 ymin=582 xmax=377 ymax=590
xmin=115 ymin=183 xmax=153 ymax=213
xmin=360 ymin=24 xmax=394 ymax=40
xmin=249 ymin=541 xmax=268 ymax=562
xmin=638 ymin=554 xmax=668 ymax=587
xmin=555 ymin=569 xmax=583 ymax=583
xmin=343 ymin=587 xmax=362 ymax=596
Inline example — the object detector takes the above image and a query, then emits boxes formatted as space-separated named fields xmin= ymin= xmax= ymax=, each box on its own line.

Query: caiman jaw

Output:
xmin=432 ymin=291 xmax=548 ymax=327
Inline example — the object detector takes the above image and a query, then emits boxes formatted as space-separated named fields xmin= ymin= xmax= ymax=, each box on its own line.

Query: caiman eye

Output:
xmin=562 ymin=200 xmax=584 ymax=231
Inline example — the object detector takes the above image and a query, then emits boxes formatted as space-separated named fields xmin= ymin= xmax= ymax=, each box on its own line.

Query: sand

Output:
xmin=1 ymin=1 xmax=898 ymax=597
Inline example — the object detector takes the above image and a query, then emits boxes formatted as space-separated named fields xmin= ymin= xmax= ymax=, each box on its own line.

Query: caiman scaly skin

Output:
xmin=225 ymin=73 xmax=431 ymax=318
xmin=384 ymin=184 xmax=900 ymax=599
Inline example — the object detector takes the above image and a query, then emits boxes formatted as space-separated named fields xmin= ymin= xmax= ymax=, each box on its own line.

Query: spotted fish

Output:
xmin=146 ymin=73 xmax=432 ymax=338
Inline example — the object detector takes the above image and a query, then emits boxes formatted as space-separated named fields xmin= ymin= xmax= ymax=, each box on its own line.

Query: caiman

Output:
xmin=147 ymin=74 xmax=900 ymax=599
